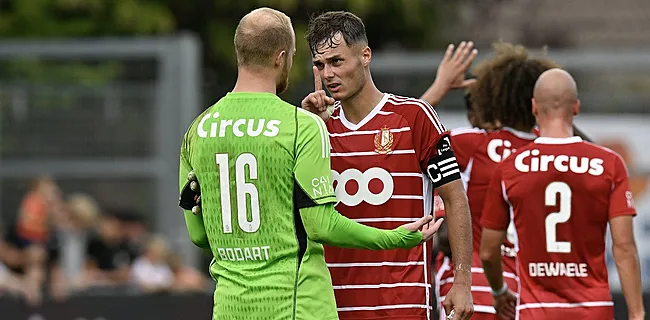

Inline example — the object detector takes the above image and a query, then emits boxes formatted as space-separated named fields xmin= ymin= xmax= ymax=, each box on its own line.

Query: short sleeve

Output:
xmin=480 ymin=164 xmax=511 ymax=230
xmin=412 ymin=100 xmax=449 ymax=172
xmin=450 ymin=128 xmax=486 ymax=171
xmin=609 ymin=155 xmax=637 ymax=219
xmin=294 ymin=109 xmax=337 ymax=206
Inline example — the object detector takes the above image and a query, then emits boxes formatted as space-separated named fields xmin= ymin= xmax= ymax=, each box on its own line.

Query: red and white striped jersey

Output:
xmin=482 ymin=137 xmax=636 ymax=319
xmin=433 ymin=127 xmax=535 ymax=317
xmin=324 ymin=93 xmax=450 ymax=320
xmin=451 ymin=127 xmax=537 ymax=258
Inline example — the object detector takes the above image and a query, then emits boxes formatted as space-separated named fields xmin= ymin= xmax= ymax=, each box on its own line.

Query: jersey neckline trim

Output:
xmin=534 ymin=136 xmax=583 ymax=145
xmin=225 ymin=92 xmax=279 ymax=99
xmin=502 ymin=127 xmax=537 ymax=140
xmin=338 ymin=93 xmax=389 ymax=131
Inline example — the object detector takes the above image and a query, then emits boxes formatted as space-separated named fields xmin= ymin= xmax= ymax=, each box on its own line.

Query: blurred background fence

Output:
xmin=0 ymin=36 xmax=202 ymax=265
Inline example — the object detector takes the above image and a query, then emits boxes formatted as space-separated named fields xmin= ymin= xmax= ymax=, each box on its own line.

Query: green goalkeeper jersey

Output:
xmin=179 ymin=92 xmax=422 ymax=320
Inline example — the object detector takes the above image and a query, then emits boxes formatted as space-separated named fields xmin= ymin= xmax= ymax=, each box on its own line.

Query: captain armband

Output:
xmin=426 ymin=136 xmax=461 ymax=188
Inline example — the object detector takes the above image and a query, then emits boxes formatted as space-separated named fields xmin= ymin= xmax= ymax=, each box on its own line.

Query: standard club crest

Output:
xmin=374 ymin=126 xmax=394 ymax=154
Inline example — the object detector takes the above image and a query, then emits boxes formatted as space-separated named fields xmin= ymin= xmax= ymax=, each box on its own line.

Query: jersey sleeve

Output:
xmin=480 ymin=164 xmax=510 ymax=230
xmin=179 ymin=130 xmax=209 ymax=249
xmin=608 ymin=154 xmax=637 ymax=219
xmin=411 ymin=101 xmax=462 ymax=188
xmin=294 ymin=109 xmax=337 ymax=207
xmin=299 ymin=204 xmax=422 ymax=249
xmin=412 ymin=100 xmax=449 ymax=170
xmin=450 ymin=128 xmax=486 ymax=171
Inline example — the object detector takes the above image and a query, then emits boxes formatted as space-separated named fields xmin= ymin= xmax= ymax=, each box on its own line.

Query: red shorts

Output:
xmin=517 ymin=304 xmax=613 ymax=320
xmin=435 ymin=253 xmax=519 ymax=319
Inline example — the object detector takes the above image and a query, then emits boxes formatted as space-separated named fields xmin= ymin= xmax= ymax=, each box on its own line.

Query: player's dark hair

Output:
xmin=306 ymin=11 xmax=368 ymax=56
xmin=469 ymin=42 xmax=560 ymax=132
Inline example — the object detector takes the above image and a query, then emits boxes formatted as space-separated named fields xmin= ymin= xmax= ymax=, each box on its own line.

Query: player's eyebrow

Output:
xmin=313 ymin=54 xmax=343 ymax=65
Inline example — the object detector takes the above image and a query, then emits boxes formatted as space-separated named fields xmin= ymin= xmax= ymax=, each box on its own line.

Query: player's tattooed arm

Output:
xmin=427 ymin=137 xmax=472 ymax=284
xmin=436 ymin=219 xmax=452 ymax=258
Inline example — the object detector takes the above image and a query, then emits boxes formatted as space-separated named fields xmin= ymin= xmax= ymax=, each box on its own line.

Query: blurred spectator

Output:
xmin=168 ymin=253 xmax=209 ymax=294
xmin=113 ymin=209 xmax=148 ymax=263
xmin=16 ymin=176 xmax=65 ymax=246
xmin=81 ymin=214 xmax=132 ymax=290
xmin=48 ymin=193 xmax=101 ymax=299
xmin=0 ymin=175 xmax=64 ymax=306
xmin=130 ymin=235 xmax=173 ymax=294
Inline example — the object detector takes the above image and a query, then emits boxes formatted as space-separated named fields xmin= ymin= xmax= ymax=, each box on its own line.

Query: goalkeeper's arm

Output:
xmin=299 ymin=203 xmax=423 ymax=250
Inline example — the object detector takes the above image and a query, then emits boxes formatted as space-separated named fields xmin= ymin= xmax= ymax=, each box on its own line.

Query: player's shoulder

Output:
xmin=451 ymin=127 xmax=486 ymax=137
xmin=491 ymin=128 xmax=537 ymax=142
xmin=383 ymin=93 xmax=445 ymax=129
xmin=580 ymin=141 xmax=627 ymax=166
xmin=296 ymin=107 xmax=328 ymax=136
xmin=384 ymin=93 xmax=435 ymax=115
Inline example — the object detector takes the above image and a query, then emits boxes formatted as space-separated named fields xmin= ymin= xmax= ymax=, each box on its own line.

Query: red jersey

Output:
xmin=325 ymin=93 xmax=450 ymax=320
xmin=451 ymin=127 xmax=537 ymax=255
xmin=481 ymin=136 xmax=636 ymax=319
xmin=434 ymin=127 xmax=535 ymax=317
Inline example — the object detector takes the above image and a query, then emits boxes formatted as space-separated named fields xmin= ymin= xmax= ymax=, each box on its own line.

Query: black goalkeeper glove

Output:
xmin=179 ymin=170 xmax=202 ymax=214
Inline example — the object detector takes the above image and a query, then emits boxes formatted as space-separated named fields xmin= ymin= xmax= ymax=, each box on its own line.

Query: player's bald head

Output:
xmin=234 ymin=7 xmax=294 ymax=69
xmin=533 ymin=68 xmax=578 ymax=116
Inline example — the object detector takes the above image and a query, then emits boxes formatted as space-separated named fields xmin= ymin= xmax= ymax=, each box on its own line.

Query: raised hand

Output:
xmin=436 ymin=41 xmax=478 ymax=90
xmin=301 ymin=66 xmax=335 ymax=122
xmin=401 ymin=216 xmax=444 ymax=244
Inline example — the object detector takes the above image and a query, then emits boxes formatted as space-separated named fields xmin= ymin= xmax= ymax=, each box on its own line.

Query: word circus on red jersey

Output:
xmin=482 ymin=137 xmax=636 ymax=319
xmin=434 ymin=126 xmax=537 ymax=317
xmin=325 ymin=93 xmax=450 ymax=319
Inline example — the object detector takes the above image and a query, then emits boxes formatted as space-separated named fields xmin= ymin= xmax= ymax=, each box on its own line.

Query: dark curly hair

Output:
xmin=469 ymin=42 xmax=560 ymax=132
xmin=305 ymin=11 xmax=368 ymax=56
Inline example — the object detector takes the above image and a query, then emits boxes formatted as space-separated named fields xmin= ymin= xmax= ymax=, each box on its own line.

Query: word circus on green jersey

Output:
xmin=179 ymin=92 xmax=339 ymax=320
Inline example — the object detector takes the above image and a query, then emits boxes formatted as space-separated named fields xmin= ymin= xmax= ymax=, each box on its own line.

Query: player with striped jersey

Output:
xmin=480 ymin=69 xmax=645 ymax=320
xmin=421 ymin=43 xmax=560 ymax=319
xmin=179 ymin=8 xmax=443 ymax=320
xmin=303 ymin=11 xmax=475 ymax=320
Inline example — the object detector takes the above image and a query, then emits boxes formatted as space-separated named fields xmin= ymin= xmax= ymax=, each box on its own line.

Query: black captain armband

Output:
xmin=426 ymin=136 xmax=461 ymax=188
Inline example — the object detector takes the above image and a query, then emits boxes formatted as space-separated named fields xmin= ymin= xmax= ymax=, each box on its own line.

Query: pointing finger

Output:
xmin=313 ymin=66 xmax=322 ymax=92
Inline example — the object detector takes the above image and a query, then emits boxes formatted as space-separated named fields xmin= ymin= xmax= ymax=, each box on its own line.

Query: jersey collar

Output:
xmin=338 ymin=93 xmax=389 ymax=131
xmin=534 ymin=136 xmax=583 ymax=145
xmin=502 ymin=127 xmax=537 ymax=140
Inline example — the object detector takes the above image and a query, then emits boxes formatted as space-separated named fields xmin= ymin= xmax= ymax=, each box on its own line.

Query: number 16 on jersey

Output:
xmin=216 ymin=153 xmax=261 ymax=234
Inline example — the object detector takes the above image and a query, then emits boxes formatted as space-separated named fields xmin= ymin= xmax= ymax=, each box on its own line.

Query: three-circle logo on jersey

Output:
xmin=331 ymin=167 xmax=394 ymax=206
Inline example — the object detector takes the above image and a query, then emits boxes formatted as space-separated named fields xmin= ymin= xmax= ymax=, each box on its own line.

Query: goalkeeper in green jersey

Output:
xmin=178 ymin=7 xmax=444 ymax=320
